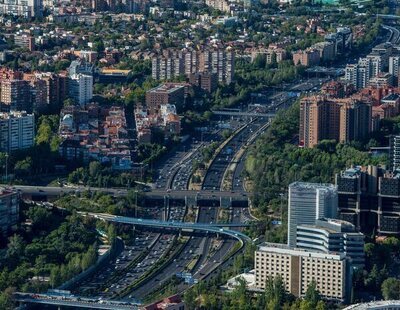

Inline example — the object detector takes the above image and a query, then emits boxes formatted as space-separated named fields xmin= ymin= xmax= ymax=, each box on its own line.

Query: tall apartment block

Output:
xmin=151 ymin=57 xmax=184 ymax=81
xmin=255 ymin=243 xmax=350 ymax=302
xmin=296 ymin=218 xmax=365 ymax=268
xmin=336 ymin=165 xmax=400 ymax=234
xmin=202 ymin=48 xmax=235 ymax=84
xmin=151 ymin=47 xmax=234 ymax=85
xmin=389 ymin=56 xmax=400 ymax=86
xmin=0 ymin=0 xmax=42 ymax=18
xmin=345 ymin=57 xmax=382 ymax=90
xmin=0 ymin=111 xmax=34 ymax=152
xmin=299 ymin=96 xmax=371 ymax=148
xmin=0 ymin=79 xmax=31 ymax=112
xmin=288 ymin=182 xmax=338 ymax=248
xmin=0 ymin=187 xmax=19 ymax=238
xmin=390 ymin=135 xmax=400 ymax=171
xmin=69 ymin=74 xmax=93 ymax=106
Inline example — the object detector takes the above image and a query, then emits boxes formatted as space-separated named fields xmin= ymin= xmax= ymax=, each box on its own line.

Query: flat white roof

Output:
xmin=257 ymin=242 xmax=345 ymax=260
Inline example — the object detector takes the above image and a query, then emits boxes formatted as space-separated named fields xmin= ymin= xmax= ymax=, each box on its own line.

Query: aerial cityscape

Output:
xmin=0 ymin=0 xmax=400 ymax=309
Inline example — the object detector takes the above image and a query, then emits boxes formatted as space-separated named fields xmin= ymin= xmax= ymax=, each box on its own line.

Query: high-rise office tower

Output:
xmin=336 ymin=165 xmax=400 ymax=234
xmin=288 ymin=182 xmax=338 ymax=248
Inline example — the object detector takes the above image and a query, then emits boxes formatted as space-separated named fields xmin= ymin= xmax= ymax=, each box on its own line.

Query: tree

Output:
xmin=381 ymin=278 xmax=400 ymax=300
xmin=304 ymin=279 xmax=321 ymax=307
xmin=6 ymin=234 xmax=25 ymax=264
xmin=81 ymin=246 xmax=97 ymax=270
xmin=184 ymin=288 xmax=197 ymax=310
xmin=0 ymin=288 xmax=15 ymax=309
xmin=26 ymin=206 xmax=52 ymax=230
xmin=50 ymin=266 xmax=61 ymax=288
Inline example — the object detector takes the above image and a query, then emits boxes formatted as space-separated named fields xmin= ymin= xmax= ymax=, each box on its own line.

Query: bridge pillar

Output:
xmin=164 ymin=195 xmax=170 ymax=220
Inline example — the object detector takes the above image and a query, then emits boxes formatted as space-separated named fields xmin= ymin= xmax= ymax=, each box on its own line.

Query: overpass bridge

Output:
xmin=80 ymin=212 xmax=252 ymax=243
xmin=14 ymin=292 xmax=138 ymax=309
xmin=212 ymin=110 xmax=275 ymax=118
xmin=377 ymin=14 xmax=400 ymax=19
xmin=8 ymin=185 xmax=250 ymax=208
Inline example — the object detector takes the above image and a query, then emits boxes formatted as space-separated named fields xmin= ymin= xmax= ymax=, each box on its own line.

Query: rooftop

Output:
xmin=257 ymin=242 xmax=346 ymax=260
xmin=148 ymin=83 xmax=185 ymax=94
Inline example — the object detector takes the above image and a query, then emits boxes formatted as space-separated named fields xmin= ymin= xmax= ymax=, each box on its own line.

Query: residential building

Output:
xmin=69 ymin=73 xmax=93 ymax=106
xmin=299 ymin=96 xmax=371 ymax=148
xmin=250 ymin=47 xmax=286 ymax=64
xmin=0 ymin=111 xmax=34 ymax=152
xmin=389 ymin=135 xmax=400 ymax=171
xmin=335 ymin=166 xmax=400 ymax=234
xmin=370 ymin=43 xmax=393 ymax=70
xmin=288 ymin=182 xmax=338 ymax=248
xmin=152 ymin=56 xmax=184 ymax=80
xmin=296 ymin=218 xmax=365 ymax=267
xmin=202 ymin=47 xmax=235 ymax=84
xmin=292 ymin=49 xmax=320 ymax=67
xmin=14 ymin=33 xmax=35 ymax=51
xmin=0 ymin=80 xmax=31 ymax=112
xmin=205 ymin=0 xmax=230 ymax=12
xmin=145 ymin=83 xmax=185 ymax=114
xmin=368 ymin=73 xmax=394 ymax=88
xmin=188 ymin=71 xmax=218 ymax=93
xmin=339 ymin=100 xmax=371 ymax=143
xmin=255 ymin=242 xmax=350 ymax=302
xmin=58 ymin=104 xmax=133 ymax=170
xmin=0 ymin=0 xmax=42 ymax=18
xmin=312 ymin=41 xmax=335 ymax=62
xmin=321 ymin=80 xmax=355 ymax=98
xmin=151 ymin=47 xmax=235 ymax=85
xmin=389 ymin=56 xmax=400 ymax=84
xmin=0 ymin=187 xmax=19 ymax=238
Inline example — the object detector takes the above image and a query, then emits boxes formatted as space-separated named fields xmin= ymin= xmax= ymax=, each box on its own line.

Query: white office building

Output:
xmin=0 ymin=111 xmax=34 ymax=152
xmin=288 ymin=182 xmax=338 ymax=248
xmin=296 ymin=218 xmax=365 ymax=267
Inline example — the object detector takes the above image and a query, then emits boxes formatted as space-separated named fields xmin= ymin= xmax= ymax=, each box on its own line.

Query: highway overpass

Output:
xmin=212 ymin=110 xmax=275 ymax=117
xmin=14 ymin=293 xmax=138 ymax=310
xmin=80 ymin=212 xmax=252 ymax=243
xmin=7 ymin=185 xmax=249 ymax=207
